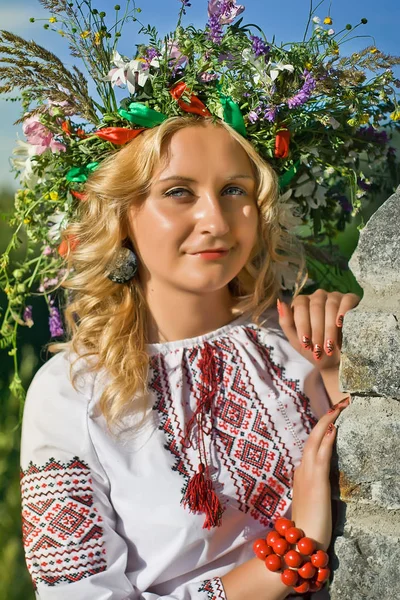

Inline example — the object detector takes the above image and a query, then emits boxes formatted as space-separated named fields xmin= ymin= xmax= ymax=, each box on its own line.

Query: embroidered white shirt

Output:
xmin=20 ymin=309 xmax=330 ymax=599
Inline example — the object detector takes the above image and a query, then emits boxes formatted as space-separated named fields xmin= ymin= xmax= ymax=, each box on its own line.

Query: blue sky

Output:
xmin=1 ymin=0 xmax=399 ymax=189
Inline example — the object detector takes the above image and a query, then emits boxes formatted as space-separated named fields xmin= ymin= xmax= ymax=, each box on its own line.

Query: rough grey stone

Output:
xmin=333 ymin=397 xmax=400 ymax=509
xmin=349 ymin=186 xmax=400 ymax=300
xmin=330 ymin=527 xmax=400 ymax=600
xmin=339 ymin=312 xmax=400 ymax=398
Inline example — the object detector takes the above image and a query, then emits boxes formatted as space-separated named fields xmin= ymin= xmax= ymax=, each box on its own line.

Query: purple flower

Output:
xmin=356 ymin=125 xmax=389 ymax=145
xmin=287 ymin=70 xmax=316 ymax=109
xmin=264 ymin=106 xmax=277 ymax=122
xmin=357 ymin=177 xmax=371 ymax=192
xmin=23 ymin=305 xmax=34 ymax=327
xmin=43 ymin=245 xmax=52 ymax=256
xmin=248 ymin=110 xmax=259 ymax=124
xmin=250 ymin=35 xmax=270 ymax=58
xmin=207 ymin=0 xmax=245 ymax=42
xmin=49 ymin=302 xmax=64 ymax=337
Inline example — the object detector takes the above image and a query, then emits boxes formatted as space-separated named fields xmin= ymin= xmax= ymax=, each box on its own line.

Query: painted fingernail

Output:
xmin=313 ymin=344 xmax=323 ymax=360
xmin=301 ymin=335 xmax=312 ymax=349
xmin=325 ymin=339 xmax=335 ymax=355
xmin=325 ymin=423 xmax=336 ymax=436
xmin=337 ymin=315 xmax=344 ymax=328
xmin=277 ymin=299 xmax=284 ymax=317
xmin=337 ymin=396 xmax=351 ymax=409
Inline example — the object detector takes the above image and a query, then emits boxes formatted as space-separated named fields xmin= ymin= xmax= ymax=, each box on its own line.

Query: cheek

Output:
xmin=129 ymin=202 xmax=187 ymax=257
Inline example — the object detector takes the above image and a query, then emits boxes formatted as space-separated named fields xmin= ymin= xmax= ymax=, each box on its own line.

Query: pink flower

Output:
xmin=23 ymin=115 xmax=66 ymax=155
xmin=208 ymin=0 xmax=245 ymax=25
xmin=167 ymin=41 xmax=187 ymax=68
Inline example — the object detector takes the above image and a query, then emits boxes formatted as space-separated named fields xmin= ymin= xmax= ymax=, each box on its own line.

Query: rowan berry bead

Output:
xmin=275 ymin=517 xmax=294 ymax=536
xmin=252 ymin=539 xmax=273 ymax=559
xmin=317 ymin=566 xmax=331 ymax=582
xmin=293 ymin=579 xmax=310 ymax=593
xmin=284 ymin=549 xmax=303 ymax=568
xmin=285 ymin=527 xmax=304 ymax=544
xmin=272 ymin=537 xmax=289 ymax=556
xmin=298 ymin=561 xmax=317 ymax=579
xmin=297 ymin=536 xmax=316 ymax=556
xmin=309 ymin=580 xmax=323 ymax=592
xmin=281 ymin=568 xmax=298 ymax=587
xmin=265 ymin=554 xmax=283 ymax=572
xmin=311 ymin=550 xmax=329 ymax=568
xmin=266 ymin=530 xmax=282 ymax=547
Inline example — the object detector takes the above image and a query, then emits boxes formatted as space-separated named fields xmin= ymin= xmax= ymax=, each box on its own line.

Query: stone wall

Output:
xmin=329 ymin=186 xmax=400 ymax=599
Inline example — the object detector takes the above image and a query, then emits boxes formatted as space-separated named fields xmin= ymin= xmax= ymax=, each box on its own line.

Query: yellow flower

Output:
xmin=390 ymin=109 xmax=400 ymax=122
xmin=360 ymin=114 xmax=370 ymax=124
xmin=49 ymin=17 xmax=57 ymax=23
xmin=324 ymin=17 xmax=333 ymax=25
xmin=370 ymin=47 xmax=378 ymax=54
xmin=305 ymin=62 xmax=312 ymax=70
xmin=331 ymin=46 xmax=339 ymax=55
xmin=94 ymin=32 xmax=102 ymax=45
xmin=23 ymin=218 xmax=31 ymax=224
xmin=49 ymin=191 xmax=59 ymax=201
xmin=81 ymin=30 xmax=90 ymax=39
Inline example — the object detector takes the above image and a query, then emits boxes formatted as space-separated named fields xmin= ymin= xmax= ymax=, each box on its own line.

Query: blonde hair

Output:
xmin=55 ymin=116 xmax=305 ymax=432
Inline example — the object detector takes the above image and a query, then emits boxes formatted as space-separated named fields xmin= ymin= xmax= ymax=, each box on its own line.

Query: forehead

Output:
xmin=155 ymin=124 xmax=254 ymax=177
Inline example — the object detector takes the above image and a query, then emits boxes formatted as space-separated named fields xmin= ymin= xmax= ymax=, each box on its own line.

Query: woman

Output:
xmin=20 ymin=116 xmax=358 ymax=599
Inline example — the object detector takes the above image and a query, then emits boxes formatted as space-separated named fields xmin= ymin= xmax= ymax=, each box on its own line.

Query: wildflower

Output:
xmin=264 ymin=106 xmax=277 ymax=122
xmin=370 ymin=47 xmax=378 ymax=54
xmin=49 ymin=301 xmax=64 ymax=337
xmin=250 ymin=35 xmax=270 ymax=58
xmin=360 ymin=114 xmax=370 ymax=124
xmin=49 ymin=17 xmax=57 ymax=23
xmin=270 ymin=62 xmax=294 ymax=82
xmin=104 ymin=51 xmax=151 ymax=94
xmin=23 ymin=114 xmax=66 ymax=155
xmin=23 ymin=306 xmax=34 ymax=327
xmin=179 ymin=0 xmax=191 ymax=14
xmin=323 ymin=17 xmax=332 ymax=25
xmin=312 ymin=16 xmax=321 ymax=24
xmin=207 ymin=0 xmax=245 ymax=42
xmin=49 ymin=191 xmax=59 ymax=201
xmin=248 ymin=111 xmax=259 ymax=124
xmin=328 ymin=29 xmax=335 ymax=36
xmin=94 ymin=32 xmax=102 ymax=45
xmin=81 ymin=30 xmax=90 ymax=39
xmin=287 ymin=70 xmax=316 ymax=109
xmin=43 ymin=246 xmax=52 ymax=256
xmin=390 ymin=109 xmax=400 ymax=121
xmin=305 ymin=61 xmax=312 ymax=70
xmin=198 ymin=72 xmax=219 ymax=82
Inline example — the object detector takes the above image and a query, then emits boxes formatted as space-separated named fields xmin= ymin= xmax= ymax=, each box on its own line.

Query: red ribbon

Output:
xmin=58 ymin=235 xmax=79 ymax=257
xmin=93 ymin=127 xmax=146 ymax=145
xmin=70 ymin=190 xmax=87 ymax=201
xmin=274 ymin=129 xmax=290 ymax=159
xmin=170 ymin=82 xmax=212 ymax=117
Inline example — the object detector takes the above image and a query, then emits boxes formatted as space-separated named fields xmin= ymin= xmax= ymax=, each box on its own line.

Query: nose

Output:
xmin=194 ymin=191 xmax=230 ymax=237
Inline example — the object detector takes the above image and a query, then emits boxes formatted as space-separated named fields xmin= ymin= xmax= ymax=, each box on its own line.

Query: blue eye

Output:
xmin=223 ymin=186 xmax=246 ymax=195
xmin=163 ymin=188 xmax=189 ymax=198
xmin=163 ymin=186 xmax=246 ymax=198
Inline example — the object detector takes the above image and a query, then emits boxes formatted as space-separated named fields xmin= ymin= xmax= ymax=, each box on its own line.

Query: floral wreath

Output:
xmin=0 ymin=0 xmax=399 ymax=402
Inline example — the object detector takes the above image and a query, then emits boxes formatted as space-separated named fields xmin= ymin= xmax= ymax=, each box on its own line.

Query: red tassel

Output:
xmin=182 ymin=464 xmax=224 ymax=530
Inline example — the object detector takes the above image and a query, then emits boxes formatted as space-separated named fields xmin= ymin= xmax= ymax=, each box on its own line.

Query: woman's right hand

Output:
xmin=291 ymin=397 xmax=350 ymax=550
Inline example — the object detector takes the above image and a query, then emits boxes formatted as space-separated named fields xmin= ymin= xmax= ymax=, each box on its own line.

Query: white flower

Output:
xmin=270 ymin=62 xmax=294 ymax=82
xmin=242 ymin=48 xmax=268 ymax=84
xmin=328 ymin=28 xmax=335 ymax=35
xmin=11 ymin=140 xmax=42 ymax=189
xmin=47 ymin=212 xmax=68 ymax=241
xmin=312 ymin=16 xmax=321 ymax=24
xmin=104 ymin=50 xmax=153 ymax=94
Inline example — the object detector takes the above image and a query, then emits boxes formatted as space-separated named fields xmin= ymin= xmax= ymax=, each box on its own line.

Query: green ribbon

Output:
xmin=278 ymin=160 xmax=300 ymax=189
xmin=217 ymin=87 xmax=247 ymax=138
xmin=66 ymin=161 xmax=99 ymax=183
xmin=118 ymin=103 xmax=168 ymax=127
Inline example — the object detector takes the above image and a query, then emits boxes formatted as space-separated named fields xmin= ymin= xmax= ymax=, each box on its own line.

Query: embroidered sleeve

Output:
xmin=20 ymin=354 xmax=228 ymax=600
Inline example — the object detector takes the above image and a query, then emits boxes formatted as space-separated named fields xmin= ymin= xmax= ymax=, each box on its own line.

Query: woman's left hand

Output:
xmin=277 ymin=290 xmax=361 ymax=371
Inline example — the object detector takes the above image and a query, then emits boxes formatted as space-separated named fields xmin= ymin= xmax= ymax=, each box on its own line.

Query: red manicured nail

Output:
xmin=313 ymin=344 xmax=323 ymax=360
xmin=277 ymin=299 xmax=284 ymax=317
xmin=325 ymin=423 xmax=336 ymax=436
xmin=337 ymin=315 xmax=344 ymax=328
xmin=301 ymin=335 xmax=312 ymax=349
xmin=336 ymin=396 xmax=351 ymax=409
xmin=325 ymin=339 xmax=335 ymax=355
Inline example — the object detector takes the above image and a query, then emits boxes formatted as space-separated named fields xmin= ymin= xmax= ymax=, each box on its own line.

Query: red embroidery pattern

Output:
xmin=198 ymin=577 xmax=227 ymax=599
xmin=149 ymin=326 xmax=316 ymax=528
xmin=20 ymin=457 xmax=106 ymax=588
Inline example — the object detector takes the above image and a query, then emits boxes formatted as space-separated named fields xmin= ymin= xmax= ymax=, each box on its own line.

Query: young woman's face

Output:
xmin=128 ymin=123 xmax=259 ymax=295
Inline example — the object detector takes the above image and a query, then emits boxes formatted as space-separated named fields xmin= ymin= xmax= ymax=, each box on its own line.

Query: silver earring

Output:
xmin=107 ymin=247 xmax=138 ymax=283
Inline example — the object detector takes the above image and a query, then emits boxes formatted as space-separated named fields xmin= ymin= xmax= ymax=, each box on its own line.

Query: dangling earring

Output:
xmin=107 ymin=247 xmax=138 ymax=283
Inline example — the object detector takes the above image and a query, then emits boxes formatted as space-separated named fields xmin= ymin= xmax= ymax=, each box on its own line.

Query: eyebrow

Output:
xmin=157 ymin=174 xmax=255 ymax=184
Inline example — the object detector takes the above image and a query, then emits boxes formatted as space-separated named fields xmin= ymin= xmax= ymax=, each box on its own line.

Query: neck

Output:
xmin=141 ymin=281 xmax=241 ymax=343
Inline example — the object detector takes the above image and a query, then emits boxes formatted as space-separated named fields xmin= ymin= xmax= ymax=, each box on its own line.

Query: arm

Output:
xmin=20 ymin=353 xmax=288 ymax=600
